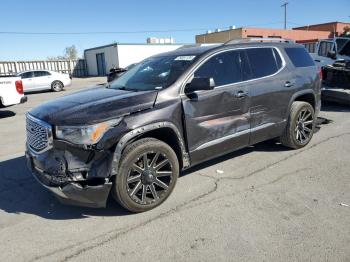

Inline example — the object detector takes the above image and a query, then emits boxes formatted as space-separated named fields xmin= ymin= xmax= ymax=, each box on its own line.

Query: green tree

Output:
xmin=64 ymin=45 xmax=78 ymax=60
xmin=340 ymin=26 xmax=350 ymax=37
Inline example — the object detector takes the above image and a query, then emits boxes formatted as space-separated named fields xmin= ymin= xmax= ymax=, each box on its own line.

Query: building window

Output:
xmin=268 ymin=35 xmax=282 ymax=38
xmin=247 ymin=35 xmax=263 ymax=38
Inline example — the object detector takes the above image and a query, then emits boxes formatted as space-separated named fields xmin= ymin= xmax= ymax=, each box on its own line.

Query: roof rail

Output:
xmin=224 ymin=38 xmax=295 ymax=45
xmin=177 ymin=43 xmax=219 ymax=49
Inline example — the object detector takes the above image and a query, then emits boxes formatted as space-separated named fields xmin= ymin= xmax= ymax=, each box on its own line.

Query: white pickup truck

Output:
xmin=309 ymin=37 xmax=350 ymax=67
xmin=0 ymin=75 xmax=27 ymax=107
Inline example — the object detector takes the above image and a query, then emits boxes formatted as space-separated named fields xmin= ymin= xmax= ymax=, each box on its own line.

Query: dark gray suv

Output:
xmin=25 ymin=40 xmax=321 ymax=212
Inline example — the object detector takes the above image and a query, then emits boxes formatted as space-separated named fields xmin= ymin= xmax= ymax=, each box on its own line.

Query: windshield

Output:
xmin=338 ymin=40 xmax=350 ymax=56
xmin=336 ymin=38 xmax=349 ymax=53
xmin=109 ymin=55 xmax=196 ymax=91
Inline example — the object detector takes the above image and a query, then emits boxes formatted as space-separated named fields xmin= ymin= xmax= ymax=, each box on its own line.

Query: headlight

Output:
xmin=55 ymin=118 xmax=122 ymax=145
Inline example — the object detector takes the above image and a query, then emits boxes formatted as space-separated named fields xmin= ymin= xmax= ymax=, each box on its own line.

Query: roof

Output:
xmin=151 ymin=41 xmax=301 ymax=58
xmin=293 ymin=21 xmax=350 ymax=29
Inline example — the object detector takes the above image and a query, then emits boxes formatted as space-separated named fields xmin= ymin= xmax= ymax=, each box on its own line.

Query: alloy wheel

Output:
xmin=294 ymin=108 xmax=314 ymax=144
xmin=126 ymin=151 xmax=173 ymax=205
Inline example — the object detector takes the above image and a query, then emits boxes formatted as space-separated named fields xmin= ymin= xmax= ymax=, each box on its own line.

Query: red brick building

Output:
xmin=195 ymin=21 xmax=350 ymax=44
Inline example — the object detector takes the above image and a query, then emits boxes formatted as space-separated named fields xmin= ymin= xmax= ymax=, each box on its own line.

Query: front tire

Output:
xmin=112 ymin=138 xmax=179 ymax=212
xmin=280 ymin=101 xmax=315 ymax=149
xmin=51 ymin=81 xmax=64 ymax=92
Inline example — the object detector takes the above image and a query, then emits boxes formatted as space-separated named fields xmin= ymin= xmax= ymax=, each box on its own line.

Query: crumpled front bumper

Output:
xmin=25 ymin=150 xmax=112 ymax=208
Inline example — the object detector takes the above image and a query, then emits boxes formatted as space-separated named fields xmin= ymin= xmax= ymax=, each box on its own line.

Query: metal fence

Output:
xmin=0 ymin=59 xmax=87 ymax=77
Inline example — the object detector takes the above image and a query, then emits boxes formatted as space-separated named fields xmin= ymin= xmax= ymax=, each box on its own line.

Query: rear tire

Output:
xmin=280 ymin=101 xmax=315 ymax=149
xmin=51 ymin=81 xmax=63 ymax=92
xmin=112 ymin=138 xmax=179 ymax=213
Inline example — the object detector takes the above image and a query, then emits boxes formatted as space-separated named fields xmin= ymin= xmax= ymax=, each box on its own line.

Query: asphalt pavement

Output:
xmin=0 ymin=78 xmax=349 ymax=262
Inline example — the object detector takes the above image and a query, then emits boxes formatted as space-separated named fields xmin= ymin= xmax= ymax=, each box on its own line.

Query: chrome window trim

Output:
xmin=26 ymin=113 xmax=53 ymax=154
xmin=180 ymin=46 xmax=286 ymax=95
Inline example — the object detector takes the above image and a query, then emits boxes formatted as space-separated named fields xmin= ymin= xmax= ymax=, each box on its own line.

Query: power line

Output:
xmin=0 ymin=28 xmax=209 ymax=35
xmin=0 ymin=21 xmax=285 ymax=36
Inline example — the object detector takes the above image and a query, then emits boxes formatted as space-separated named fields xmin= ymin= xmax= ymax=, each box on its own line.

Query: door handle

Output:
xmin=284 ymin=81 xmax=293 ymax=88
xmin=235 ymin=90 xmax=248 ymax=98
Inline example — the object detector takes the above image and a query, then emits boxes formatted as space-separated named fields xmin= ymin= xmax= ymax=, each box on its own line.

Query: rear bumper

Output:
xmin=25 ymin=150 xmax=112 ymax=208
xmin=322 ymin=86 xmax=350 ymax=106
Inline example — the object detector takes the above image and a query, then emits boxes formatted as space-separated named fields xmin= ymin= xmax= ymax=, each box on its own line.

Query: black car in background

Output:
xmin=107 ymin=63 xmax=137 ymax=82
xmin=25 ymin=40 xmax=321 ymax=212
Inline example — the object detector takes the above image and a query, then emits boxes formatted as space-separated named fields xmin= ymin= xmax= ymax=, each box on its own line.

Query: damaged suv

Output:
xmin=26 ymin=40 xmax=321 ymax=212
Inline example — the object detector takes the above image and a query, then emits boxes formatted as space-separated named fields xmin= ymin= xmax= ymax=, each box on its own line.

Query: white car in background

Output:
xmin=17 ymin=70 xmax=72 ymax=92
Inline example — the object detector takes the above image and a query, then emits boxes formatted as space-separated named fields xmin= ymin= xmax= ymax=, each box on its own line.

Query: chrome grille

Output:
xmin=26 ymin=114 xmax=53 ymax=153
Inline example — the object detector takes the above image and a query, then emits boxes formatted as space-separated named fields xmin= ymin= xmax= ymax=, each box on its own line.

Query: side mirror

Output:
xmin=327 ymin=50 xmax=337 ymax=59
xmin=185 ymin=77 xmax=215 ymax=94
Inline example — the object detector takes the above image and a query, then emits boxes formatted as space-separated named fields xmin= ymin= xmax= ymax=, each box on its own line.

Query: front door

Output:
xmin=96 ymin=53 xmax=106 ymax=76
xmin=181 ymin=49 xmax=250 ymax=165
xmin=33 ymin=71 xmax=52 ymax=89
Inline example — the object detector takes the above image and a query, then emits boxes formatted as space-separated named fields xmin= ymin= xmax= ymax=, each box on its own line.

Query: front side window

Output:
xmin=245 ymin=48 xmax=281 ymax=79
xmin=194 ymin=50 xmax=242 ymax=87
xmin=109 ymin=55 xmax=196 ymax=91
xmin=34 ymin=71 xmax=50 ymax=77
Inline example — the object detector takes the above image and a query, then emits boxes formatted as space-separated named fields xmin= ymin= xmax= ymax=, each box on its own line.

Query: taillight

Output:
xmin=15 ymin=80 xmax=23 ymax=94
xmin=319 ymin=68 xmax=323 ymax=80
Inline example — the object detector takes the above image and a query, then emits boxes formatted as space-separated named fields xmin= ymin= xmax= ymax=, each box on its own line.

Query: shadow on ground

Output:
xmin=0 ymin=110 xmax=16 ymax=119
xmin=0 ymin=156 xmax=130 ymax=219
xmin=321 ymin=101 xmax=350 ymax=112
xmin=0 ymin=111 xmax=335 ymax=220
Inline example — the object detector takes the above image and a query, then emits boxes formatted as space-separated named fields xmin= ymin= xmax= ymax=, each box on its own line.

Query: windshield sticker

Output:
xmin=174 ymin=56 xmax=196 ymax=61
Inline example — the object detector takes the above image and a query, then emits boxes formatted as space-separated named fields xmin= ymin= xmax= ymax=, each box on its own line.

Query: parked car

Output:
xmin=0 ymin=75 xmax=27 ymax=107
xmin=107 ymin=63 xmax=137 ymax=82
xmin=309 ymin=37 xmax=350 ymax=67
xmin=17 ymin=70 xmax=72 ymax=92
xmin=308 ymin=38 xmax=350 ymax=105
xmin=25 ymin=40 xmax=321 ymax=212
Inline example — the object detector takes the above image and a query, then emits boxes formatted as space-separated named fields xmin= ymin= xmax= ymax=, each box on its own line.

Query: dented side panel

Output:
xmin=181 ymin=84 xmax=250 ymax=165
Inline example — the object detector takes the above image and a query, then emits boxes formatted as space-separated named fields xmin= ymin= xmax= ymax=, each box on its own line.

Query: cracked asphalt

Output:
xmin=0 ymin=78 xmax=350 ymax=262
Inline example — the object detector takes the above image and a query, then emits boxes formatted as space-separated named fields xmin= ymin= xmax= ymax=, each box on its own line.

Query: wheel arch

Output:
xmin=111 ymin=122 xmax=190 ymax=175
xmin=286 ymin=90 xmax=316 ymax=119
xmin=51 ymin=80 xmax=64 ymax=87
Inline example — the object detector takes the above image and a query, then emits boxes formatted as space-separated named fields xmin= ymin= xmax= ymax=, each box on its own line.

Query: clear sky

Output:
xmin=0 ymin=0 xmax=349 ymax=60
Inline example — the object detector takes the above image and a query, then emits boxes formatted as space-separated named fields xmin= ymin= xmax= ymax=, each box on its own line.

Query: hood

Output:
xmin=29 ymin=86 xmax=158 ymax=125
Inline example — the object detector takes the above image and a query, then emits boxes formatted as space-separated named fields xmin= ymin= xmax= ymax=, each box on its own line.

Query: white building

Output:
xmin=84 ymin=43 xmax=184 ymax=76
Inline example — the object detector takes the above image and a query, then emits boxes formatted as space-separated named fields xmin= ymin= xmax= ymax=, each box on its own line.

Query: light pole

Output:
xmin=281 ymin=2 xmax=288 ymax=30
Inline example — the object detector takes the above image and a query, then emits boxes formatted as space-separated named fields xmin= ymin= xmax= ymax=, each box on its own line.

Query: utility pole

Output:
xmin=281 ymin=2 xmax=288 ymax=30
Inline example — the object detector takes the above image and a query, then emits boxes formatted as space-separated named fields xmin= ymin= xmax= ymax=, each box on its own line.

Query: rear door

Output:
xmin=181 ymin=49 xmax=250 ymax=164
xmin=19 ymin=71 xmax=36 ymax=91
xmin=243 ymin=47 xmax=291 ymax=144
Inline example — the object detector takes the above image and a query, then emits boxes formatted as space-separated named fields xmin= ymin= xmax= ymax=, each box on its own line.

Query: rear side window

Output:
xmin=285 ymin=47 xmax=315 ymax=67
xmin=194 ymin=50 xmax=242 ymax=86
xmin=20 ymin=72 xmax=34 ymax=79
xmin=34 ymin=71 xmax=51 ymax=77
xmin=245 ymin=48 xmax=281 ymax=79
xmin=318 ymin=41 xmax=333 ymax=57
